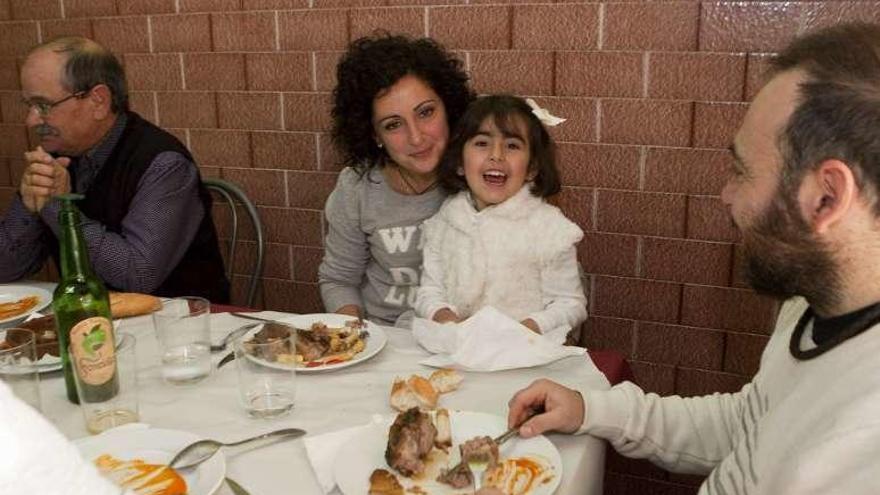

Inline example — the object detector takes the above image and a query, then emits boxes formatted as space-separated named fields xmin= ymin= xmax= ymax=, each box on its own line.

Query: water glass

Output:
xmin=152 ymin=297 xmax=211 ymax=384
xmin=0 ymin=328 xmax=41 ymax=412
xmin=70 ymin=332 xmax=139 ymax=434
xmin=234 ymin=323 xmax=296 ymax=419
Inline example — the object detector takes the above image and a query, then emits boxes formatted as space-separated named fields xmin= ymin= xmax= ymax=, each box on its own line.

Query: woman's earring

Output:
xmin=457 ymin=166 xmax=464 ymax=176
xmin=377 ymin=142 xmax=384 ymax=149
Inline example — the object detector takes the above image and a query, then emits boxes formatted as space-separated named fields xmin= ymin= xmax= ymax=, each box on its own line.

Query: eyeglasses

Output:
xmin=20 ymin=90 xmax=88 ymax=117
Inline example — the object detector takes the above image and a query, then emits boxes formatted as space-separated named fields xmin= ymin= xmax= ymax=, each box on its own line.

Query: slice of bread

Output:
xmin=429 ymin=369 xmax=463 ymax=394
xmin=407 ymin=375 xmax=439 ymax=410
xmin=434 ymin=408 xmax=451 ymax=448
xmin=109 ymin=292 xmax=162 ymax=318
xmin=390 ymin=378 xmax=421 ymax=412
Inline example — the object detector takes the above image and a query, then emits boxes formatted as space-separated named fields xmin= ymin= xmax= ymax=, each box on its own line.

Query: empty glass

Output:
xmin=234 ymin=322 xmax=296 ymax=419
xmin=0 ymin=328 xmax=41 ymax=412
xmin=152 ymin=297 xmax=212 ymax=384
xmin=70 ymin=332 xmax=139 ymax=434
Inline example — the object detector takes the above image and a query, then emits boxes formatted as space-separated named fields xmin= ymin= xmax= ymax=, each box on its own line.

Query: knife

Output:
xmin=230 ymin=312 xmax=284 ymax=323
xmin=225 ymin=477 xmax=252 ymax=495
xmin=217 ymin=351 xmax=236 ymax=369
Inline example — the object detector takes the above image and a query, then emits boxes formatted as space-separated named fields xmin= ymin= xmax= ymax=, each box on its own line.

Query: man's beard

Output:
xmin=740 ymin=194 xmax=841 ymax=313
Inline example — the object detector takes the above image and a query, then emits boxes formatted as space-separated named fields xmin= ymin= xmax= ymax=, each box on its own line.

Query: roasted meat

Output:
xmin=460 ymin=436 xmax=500 ymax=469
xmin=10 ymin=315 xmax=59 ymax=359
xmin=385 ymin=407 xmax=437 ymax=477
xmin=295 ymin=327 xmax=331 ymax=361
xmin=436 ymin=461 xmax=473 ymax=489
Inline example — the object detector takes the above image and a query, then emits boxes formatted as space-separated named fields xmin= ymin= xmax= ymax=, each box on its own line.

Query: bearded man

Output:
xmin=0 ymin=37 xmax=229 ymax=302
xmin=503 ymin=23 xmax=880 ymax=494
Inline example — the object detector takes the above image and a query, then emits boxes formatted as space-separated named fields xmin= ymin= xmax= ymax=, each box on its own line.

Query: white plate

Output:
xmin=0 ymin=284 xmax=52 ymax=328
xmin=74 ymin=425 xmax=225 ymax=495
xmin=334 ymin=410 xmax=563 ymax=495
xmin=278 ymin=313 xmax=387 ymax=373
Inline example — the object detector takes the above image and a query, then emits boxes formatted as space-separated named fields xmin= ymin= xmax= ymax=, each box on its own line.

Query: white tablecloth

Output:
xmin=41 ymin=311 xmax=610 ymax=495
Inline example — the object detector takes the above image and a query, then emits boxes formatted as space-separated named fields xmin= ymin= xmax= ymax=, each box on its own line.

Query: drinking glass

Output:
xmin=0 ymin=328 xmax=41 ymax=412
xmin=152 ymin=297 xmax=211 ymax=384
xmin=70 ymin=332 xmax=139 ymax=434
xmin=234 ymin=322 xmax=296 ymax=419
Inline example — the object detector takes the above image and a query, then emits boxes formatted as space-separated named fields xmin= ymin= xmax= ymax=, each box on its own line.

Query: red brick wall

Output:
xmin=2 ymin=2 xmax=879 ymax=492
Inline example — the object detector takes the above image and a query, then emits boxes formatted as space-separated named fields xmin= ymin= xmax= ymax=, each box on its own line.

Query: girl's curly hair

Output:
xmin=331 ymin=32 xmax=475 ymax=171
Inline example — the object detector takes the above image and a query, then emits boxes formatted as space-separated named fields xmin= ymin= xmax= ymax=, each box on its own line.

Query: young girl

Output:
xmin=414 ymin=95 xmax=587 ymax=343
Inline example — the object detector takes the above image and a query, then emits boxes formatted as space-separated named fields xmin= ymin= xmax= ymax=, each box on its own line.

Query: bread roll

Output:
xmin=109 ymin=292 xmax=162 ymax=318
xmin=434 ymin=408 xmax=451 ymax=448
xmin=390 ymin=376 xmax=439 ymax=412
xmin=408 ymin=375 xmax=438 ymax=410
xmin=369 ymin=469 xmax=403 ymax=495
xmin=429 ymin=368 xmax=463 ymax=394
xmin=390 ymin=378 xmax=421 ymax=412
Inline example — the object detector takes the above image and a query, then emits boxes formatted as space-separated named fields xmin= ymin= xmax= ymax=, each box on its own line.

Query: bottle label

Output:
xmin=70 ymin=317 xmax=116 ymax=386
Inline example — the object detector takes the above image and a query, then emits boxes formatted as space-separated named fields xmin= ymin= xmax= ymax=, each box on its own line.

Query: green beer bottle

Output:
xmin=53 ymin=194 xmax=118 ymax=404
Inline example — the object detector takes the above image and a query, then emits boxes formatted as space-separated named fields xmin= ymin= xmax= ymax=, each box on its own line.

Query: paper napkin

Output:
xmin=412 ymin=306 xmax=585 ymax=371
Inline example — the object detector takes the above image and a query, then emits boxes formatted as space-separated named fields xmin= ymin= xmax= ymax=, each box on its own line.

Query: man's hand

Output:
xmin=432 ymin=307 xmax=461 ymax=324
xmin=20 ymin=146 xmax=71 ymax=212
xmin=520 ymin=318 xmax=541 ymax=334
xmin=508 ymin=379 xmax=586 ymax=438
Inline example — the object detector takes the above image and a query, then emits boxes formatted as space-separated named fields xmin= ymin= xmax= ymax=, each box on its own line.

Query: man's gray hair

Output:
xmin=30 ymin=36 xmax=129 ymax=114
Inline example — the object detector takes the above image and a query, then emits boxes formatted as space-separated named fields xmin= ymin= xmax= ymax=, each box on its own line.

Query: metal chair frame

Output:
xmin=203 ymin=178 xmax=265 ymax=307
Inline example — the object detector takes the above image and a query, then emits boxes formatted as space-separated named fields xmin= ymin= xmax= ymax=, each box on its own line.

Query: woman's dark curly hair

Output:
xmin=438 ymin=95 xmax=561 ymax=198
xmin=331 ymin=32 xmax=474 ymax=171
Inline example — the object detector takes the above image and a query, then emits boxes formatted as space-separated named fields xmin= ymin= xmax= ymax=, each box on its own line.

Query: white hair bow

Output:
xmin=526 ymin=98 xmax=567 ymax=127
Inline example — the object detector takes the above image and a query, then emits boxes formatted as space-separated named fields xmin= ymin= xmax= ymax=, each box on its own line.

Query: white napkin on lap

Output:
xmin=412 ymin=306 xmax=585 ymax=371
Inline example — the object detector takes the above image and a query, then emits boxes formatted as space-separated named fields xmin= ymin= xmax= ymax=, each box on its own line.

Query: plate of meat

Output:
xmin=334 ymin=409 xmax=562 ymax=495
xmin=242 ymin=314 xmax=387 ymax=373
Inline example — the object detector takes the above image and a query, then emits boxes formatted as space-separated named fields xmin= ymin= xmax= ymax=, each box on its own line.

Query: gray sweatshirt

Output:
xmin=318 ymin=167 xmax=445 ymax=326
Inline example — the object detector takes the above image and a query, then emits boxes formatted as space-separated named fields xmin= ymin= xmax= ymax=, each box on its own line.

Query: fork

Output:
xmin=446 ymin=426 xmax=521 ymax=490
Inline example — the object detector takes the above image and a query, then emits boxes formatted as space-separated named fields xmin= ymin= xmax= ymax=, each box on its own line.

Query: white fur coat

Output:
xmin=415 ymin=187 xmax=587 ymax=341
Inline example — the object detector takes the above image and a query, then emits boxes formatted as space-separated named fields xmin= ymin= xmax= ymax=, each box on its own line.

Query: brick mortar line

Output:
xmin=423 ymin=7 xmax=429 ymax=37
xmin=178 ymin=53 xmax=186 ymax=90
xmin=274 ymin=10 xmax=280 ymax=51
xmin=58 ymin=0 xmax=64 ymax=19
xmin=314 ymin=133 xmax=322 ymax=171
xmin=310 ymin=52 xmax=317 ymax=92
xmin=279 ymin=92 xmax=286 ymax=131
xmin=147 ymin=16 xmax=154 ymax=53
xmin=597 ymin=3 xmax=605 ymax=50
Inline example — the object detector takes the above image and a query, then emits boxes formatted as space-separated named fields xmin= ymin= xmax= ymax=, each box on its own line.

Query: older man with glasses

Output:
xmin=0 ymin=37 xmax=229 ymax=303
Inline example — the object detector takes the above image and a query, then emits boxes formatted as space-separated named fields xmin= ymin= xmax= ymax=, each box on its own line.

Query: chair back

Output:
xmin=203 ymin=178 xmax=265 ymax=307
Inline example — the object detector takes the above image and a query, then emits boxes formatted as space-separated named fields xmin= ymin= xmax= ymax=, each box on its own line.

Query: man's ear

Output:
xmin=798 ymin=159 xmax=856 ymax=235
xmin=89 ymin=84 xmax=113 ymax=119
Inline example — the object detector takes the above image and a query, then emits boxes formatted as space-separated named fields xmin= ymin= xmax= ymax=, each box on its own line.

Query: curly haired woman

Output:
xmin=318 ymin=33 xmax=475 ymax=327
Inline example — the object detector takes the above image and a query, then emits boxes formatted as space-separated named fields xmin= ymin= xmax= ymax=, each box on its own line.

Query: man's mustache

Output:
xmin=34 ymin=125 xmax=59 ymax=137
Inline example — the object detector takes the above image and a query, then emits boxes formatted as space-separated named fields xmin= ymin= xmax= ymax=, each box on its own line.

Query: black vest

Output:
xmin=52 ymin=112 xmax=230 ymax=303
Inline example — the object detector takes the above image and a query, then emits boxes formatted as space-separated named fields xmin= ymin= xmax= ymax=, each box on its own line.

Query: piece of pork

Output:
xmin=385 ymin=408 xmax=437 ymax=477
xmin=295 ymin=328 xmax=331 ymax=361
xmin=460 ymin=436 xmax=500 ymax=469
xmin=436 ymin=461 xmax=473 ymax=489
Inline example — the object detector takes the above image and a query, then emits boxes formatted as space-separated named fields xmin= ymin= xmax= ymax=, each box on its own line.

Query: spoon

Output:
xmin=168 ymin=428 xmax=306 ymax=470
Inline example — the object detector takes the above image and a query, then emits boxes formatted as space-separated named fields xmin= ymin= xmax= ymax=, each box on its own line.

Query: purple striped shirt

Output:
xmin=0 ymin=114 xmax=204 ymax=293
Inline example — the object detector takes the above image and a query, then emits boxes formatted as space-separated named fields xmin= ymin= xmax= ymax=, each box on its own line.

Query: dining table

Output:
xmin=27 ymin=290 xmax=614 ymax=494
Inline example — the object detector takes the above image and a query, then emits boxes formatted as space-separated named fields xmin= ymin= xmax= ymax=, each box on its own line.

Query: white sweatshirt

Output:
xmin=0 ymin=381 xmax=120 ymax=495
xmin=578 ymin=297 xmax=880 ymax=494
xmin=415 ymin=187 xmax=587 ymax=343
